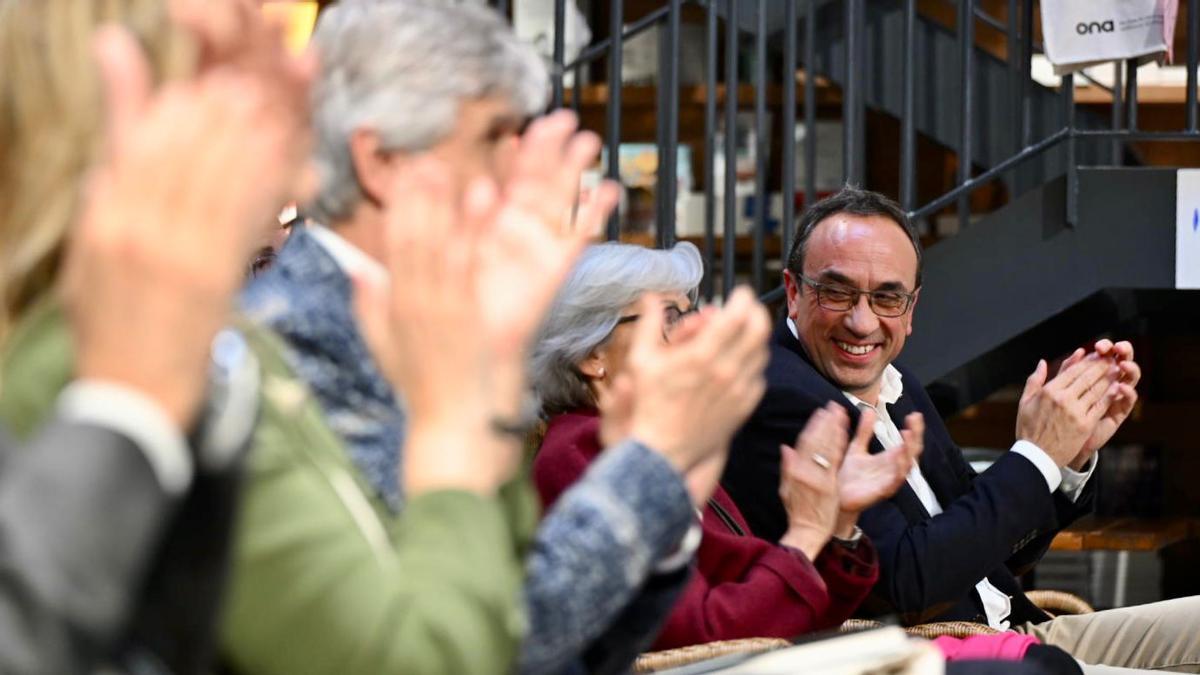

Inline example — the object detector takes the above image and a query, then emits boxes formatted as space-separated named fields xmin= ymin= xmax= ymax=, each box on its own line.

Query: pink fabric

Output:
xmin=933 ymin=633 xmax=1040 ymax=662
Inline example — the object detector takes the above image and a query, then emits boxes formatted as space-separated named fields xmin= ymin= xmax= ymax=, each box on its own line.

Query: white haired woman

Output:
xmin=531 ymin=241 xmax=910 ymax=649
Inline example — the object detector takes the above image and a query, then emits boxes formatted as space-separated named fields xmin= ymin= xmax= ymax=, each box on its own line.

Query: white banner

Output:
xmin=1041 ymin=0 xmax=1178 ymax=75
xmin=1176 ymin=170 xmax=1200 ymax=289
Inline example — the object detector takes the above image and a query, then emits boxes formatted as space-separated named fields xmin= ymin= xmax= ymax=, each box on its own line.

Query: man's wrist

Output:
xmin=1068 ymin=450 xmax=1095 ymax=472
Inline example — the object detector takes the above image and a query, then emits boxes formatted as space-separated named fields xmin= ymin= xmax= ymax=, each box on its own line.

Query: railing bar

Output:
xmin=566 ymin=5 xmax=673 ymax=71
xmin=1065 ymin=73 xmax=1078 ymax=226
xmin=911 ymin=127 xmax=1071 ymax=220
xmin=570 ymin=61 xmax=583 ymax=114
xmin=1126 ymin=58 xmax=1139 ymax=132
xmin=901 ymin=0 xmax=917 ymax=211
xmin=657 ymin=0 xmax=682 ymax=249
xmin=958 ymin=0 xmax=975 ymax=233
xmin=1018 ymin=0 xmax=1033 ymax=191
xmin=781 ymin=0 xmax=798 ymax=272
xmin=702 ymin=0 xmax=718 ymax=301
xmin=1075 ymin=129 xmax=1200 ymax=140
xmin=724 ymin=0 xmax=740 ymax=297
xmin=752 ymin=0 xmax=768 ymax=292
xmin=604 ymin=0 xmax=624 ymax=241
xmin=804 ymin=0 xmax=817 ymax=209
xmin=1020 ymin=0 xmax=1034 ymax=148
xmin=761 ymin=285 xmax=786 ymax=305
xmin=1189 ymin=0 xmax=1198 ymax=131
xmin=1111 ymin=61 xmax=1123 ymax=165
xmin=1007 ymin=0 xmax=1020 ymax=173
xmin=552 ymin=0 xmax=566 ymax=108
xmin=973 ymin=4 xmax=1005 ymax=33
xmin=844 ymin=0 xmax=864 ymax=184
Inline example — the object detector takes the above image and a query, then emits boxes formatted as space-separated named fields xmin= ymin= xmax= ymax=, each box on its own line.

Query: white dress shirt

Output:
xmin=307 ymin=223 xmax=389 ymax=287
xmin=786 ymin=319 xmax=1096 ymax=628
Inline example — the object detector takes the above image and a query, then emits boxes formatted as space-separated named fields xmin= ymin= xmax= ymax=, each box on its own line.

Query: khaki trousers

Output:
xmin=1014 ymin=597 xmax=1200 ymax=673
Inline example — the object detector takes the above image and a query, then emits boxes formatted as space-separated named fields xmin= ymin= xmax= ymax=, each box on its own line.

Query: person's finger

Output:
xmin=692 ymin=286 xmax=759 ymax=359
xmin=900 ymin=412 xmax=925 ymax=462
xmin=666 ymin=306 xmax=711 ymax=346
xmin=722 ymin=294 xmax=772 ymax=374
xmin=1020 ymin=359 xmax=1048 ymax=405
xmin=572 ymin=179 xmax=620 ymax=240
xmin=550 ymin=131 xmax=602 ymax=225
xmin=793 ymin=407 xmax=828 ymax=457
xmin=1077 ymin=360 xmax=1119 ymax=408
xmin=510 ymin=111 xmax=577 ymax=199
xmin=779 ymin=443 xmax=801 ymax=482
xmin=93 ymin=26 xmax=154 ymax=156
xmin=1057 ymin=348 xmax=1086 ymax=376
xmin=1058 ymin=357 xmax=1111 ymax=398
xmin=846 ymin=407 xmax=876 ymax=457
xmin=1111 ymin=340 xmax=1135 ymax=362
xmin=383 ymin=159 xmax=448 ymax=288
xmin=1118 ymin=359 xmax=1141 ymax=387
xmin=631 ymin=292 xmax=668 ymax=356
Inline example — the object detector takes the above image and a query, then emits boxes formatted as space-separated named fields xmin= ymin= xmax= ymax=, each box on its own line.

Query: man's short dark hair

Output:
xmin=786 ymin=185 xmax=923 ymax=288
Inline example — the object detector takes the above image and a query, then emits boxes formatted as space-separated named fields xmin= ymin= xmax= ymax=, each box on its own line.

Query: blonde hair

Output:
xmin=0 ymin=0 xmax=195 ymax=340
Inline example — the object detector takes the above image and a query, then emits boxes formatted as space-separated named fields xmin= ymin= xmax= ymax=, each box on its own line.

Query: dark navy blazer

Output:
xmin=721 ymin=319 xmax=1095 ymax=626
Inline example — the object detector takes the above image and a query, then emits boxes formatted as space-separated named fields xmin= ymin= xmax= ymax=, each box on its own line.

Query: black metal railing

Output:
xmin=498 ymin=0 xmax=1200 ymax=302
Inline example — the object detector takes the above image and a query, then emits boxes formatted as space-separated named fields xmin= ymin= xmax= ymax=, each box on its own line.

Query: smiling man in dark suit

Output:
xmin=722 ymin=186 xmax=1200 ymax=673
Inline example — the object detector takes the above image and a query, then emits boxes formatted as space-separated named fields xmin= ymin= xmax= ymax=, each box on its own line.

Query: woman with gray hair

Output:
xmin=532 ymin=242 xmax=916 ymax=651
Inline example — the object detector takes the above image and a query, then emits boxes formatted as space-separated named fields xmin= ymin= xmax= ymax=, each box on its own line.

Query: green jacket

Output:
xmin=0 ymin=303 xmax=536 ymax=675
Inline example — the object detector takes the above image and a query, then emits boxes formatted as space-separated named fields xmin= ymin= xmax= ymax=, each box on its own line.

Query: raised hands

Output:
xmin=1052 ymin=340 xmax=1141 ymax=470
xmin=1016 ymin=339 xmax=1139 ymax=470
xmin=776 ymin=404 xmax=921 ymax=559
xmin=619 ymin=288 xmax=772 ymax=504
xmin=479 ymin=110 xmax=621 ymax=360
xmin=65 ymin=18 xmax=312 ymax=428
xmin=353 ymin=111 xmax=620 ymax=497
xmin=353 ymin=162 xmax=522 ymax=496
xmin=777 ymin=403 xmax=853 ymax=559
xmin=837 ymin=411 xmax=922 ymax=521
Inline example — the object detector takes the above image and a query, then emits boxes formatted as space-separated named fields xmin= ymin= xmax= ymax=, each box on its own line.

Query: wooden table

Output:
xmin=1050 ymin=517 xmax=1193 ymax=552
xmin=1050 ymin=517 xmax=1195 ymax=607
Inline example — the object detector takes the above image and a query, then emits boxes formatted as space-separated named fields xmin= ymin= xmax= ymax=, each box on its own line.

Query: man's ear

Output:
xmin=783 ymin=269 xmax=802 ymax=321
xmin=349 ymin=128 xmax=405 ymax=208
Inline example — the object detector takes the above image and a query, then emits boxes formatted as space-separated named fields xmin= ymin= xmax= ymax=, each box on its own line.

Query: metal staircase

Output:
xmin=525 ymin=0 xmax=1200 ymax=412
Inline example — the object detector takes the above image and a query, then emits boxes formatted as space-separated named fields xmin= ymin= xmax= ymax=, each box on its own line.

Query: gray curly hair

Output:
xmin=531 ymin=242 xmax=704 ymax=415
xmin=307 ymin=0 xmax=550 ymax=224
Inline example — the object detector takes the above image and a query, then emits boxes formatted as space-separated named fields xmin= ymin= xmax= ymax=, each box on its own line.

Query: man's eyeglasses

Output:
xmin=615 ymin=305 xmax=699 ymax=337
xmin=799 ymin=275 xmax=917 ymax=318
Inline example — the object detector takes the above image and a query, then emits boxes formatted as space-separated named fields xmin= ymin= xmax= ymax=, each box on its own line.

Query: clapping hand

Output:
xmin=622 ymin=288 xmax=771 ymax=505
xmin=1053 ymin=340 xmax=1140 ymax=470
xmin=66 ymin=19 xmax=312 ymax=428
xmin=353 ymin=112 xmax=621 ymax=496
xmin=777 ymin=403 xmax=852 ymax=559
xmin=1016 ymin=353 xmax=1120 ymax=469
xmin=838 ymin=411 xmax=923 ymax=520
xmin=477 ymin=110 xmax=621 ymax=361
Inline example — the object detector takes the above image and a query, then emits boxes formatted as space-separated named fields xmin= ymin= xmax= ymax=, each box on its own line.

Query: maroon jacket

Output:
xmin=532 ymin=409 xmax=880 ymax=650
